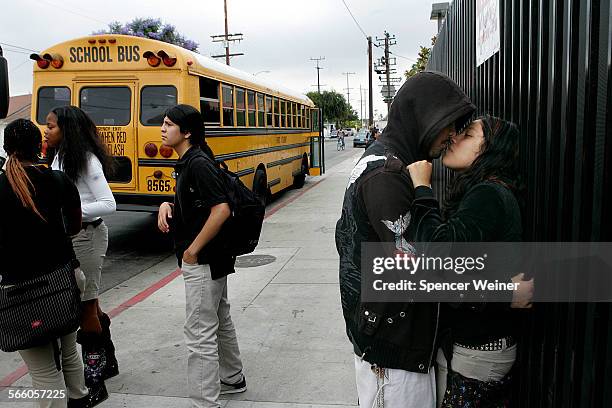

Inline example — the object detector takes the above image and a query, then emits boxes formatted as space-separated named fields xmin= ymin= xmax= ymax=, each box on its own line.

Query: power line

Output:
xmin=389 ymin=51 xmax=417 ymax=63
xmin=0 ymin=42 xmax=39 ymax=53
xmin=9 ymin=59 xmax=32 ymax=74
xmin=3 ymin=49 xmax=32 ymax=56
xmin=340 ymin=0 xmax=368 ymax=39
xmin=32 ymin=0 xmax=107 ymax=25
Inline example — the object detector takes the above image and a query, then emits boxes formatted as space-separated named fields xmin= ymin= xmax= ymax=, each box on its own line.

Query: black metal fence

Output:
xmin=426 ymin=0 xmax=612 ymax=406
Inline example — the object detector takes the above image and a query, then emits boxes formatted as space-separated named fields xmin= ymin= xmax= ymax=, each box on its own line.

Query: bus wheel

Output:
xmin=253 ymin=167 xmax=269 ymax=203
xmin=293 ymin=158 xmax=308 ymax=189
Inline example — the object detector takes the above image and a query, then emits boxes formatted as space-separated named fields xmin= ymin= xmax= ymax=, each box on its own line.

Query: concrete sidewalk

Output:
xmin=1 ymin=151 xmax=362 ymax=408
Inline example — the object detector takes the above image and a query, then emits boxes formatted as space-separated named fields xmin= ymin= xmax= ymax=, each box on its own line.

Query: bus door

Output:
xmin=74 ymin=80 xmax=137 ymax=190
xmin=309 ymin=108 xmax=324 ymax=175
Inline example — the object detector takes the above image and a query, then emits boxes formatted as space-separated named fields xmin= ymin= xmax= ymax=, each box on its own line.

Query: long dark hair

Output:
xmin=442 ymin=115 xmax=523 ymax=218
xmin=48 ymin=106 xmax=113 ymax=182
xmin=3 ymin=119 xmax=45 ymax=220
xmin=164 ymin=104 xmax=215 ymax=160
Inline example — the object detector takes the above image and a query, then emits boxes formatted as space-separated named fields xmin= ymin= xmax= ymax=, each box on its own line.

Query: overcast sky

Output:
xmin=2 ymin=0 xmax=440 ymax=119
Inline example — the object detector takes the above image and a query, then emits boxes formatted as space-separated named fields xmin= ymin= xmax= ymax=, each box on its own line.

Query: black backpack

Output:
xmin=200 ymin=154 xmax=266 ymax=257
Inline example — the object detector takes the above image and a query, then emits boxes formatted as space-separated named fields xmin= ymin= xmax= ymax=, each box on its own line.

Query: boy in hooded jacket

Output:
xmin=335 ymin=71 xmax=475 ymax=407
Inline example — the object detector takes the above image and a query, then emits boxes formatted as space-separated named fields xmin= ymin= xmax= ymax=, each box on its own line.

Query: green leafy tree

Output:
xmin=307 ymin=90 xmax=358 ymax=127
xmin=405 ymin=36 xmax=436 ymax=79
xmin=94 ymin=18 xmax=199 ymax=52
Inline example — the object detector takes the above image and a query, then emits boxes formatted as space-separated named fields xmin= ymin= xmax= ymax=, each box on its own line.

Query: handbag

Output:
xmin=0 ymin=260 xmax=82 ymax=352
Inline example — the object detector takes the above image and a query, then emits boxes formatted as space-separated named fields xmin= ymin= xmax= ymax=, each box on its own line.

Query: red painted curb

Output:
xmin=0 ymin=268 xmax=183 ymax=388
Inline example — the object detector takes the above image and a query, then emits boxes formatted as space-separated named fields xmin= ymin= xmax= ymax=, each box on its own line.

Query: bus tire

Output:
xmin=293 ymin=158 xmax=308 ymax=189
xmin=253 ymin=167 xmax=269 ymax=203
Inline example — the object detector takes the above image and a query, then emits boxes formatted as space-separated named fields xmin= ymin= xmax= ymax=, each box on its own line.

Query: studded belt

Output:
xmin=455 ymin=336 xmax=517 ymax=351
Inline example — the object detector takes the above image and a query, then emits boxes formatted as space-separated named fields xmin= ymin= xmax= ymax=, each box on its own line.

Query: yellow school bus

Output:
xmin=30 ymin=35 xmax=323 ymax=211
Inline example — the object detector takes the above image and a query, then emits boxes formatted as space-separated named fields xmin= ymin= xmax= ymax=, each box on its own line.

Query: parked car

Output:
xmin=330 ymin=129 xmax=338 ymax=138
xmin=353 ymin=129 xmax=369 ymax=147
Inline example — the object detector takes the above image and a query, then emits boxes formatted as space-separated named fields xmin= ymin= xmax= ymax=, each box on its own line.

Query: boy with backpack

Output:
xmin=157 ymin=104 xmax=246 ymax=408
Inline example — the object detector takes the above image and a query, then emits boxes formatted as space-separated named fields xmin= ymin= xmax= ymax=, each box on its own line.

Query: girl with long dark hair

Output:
xmin=44 ymin=106 xmax=117 ymax=404
xmin=407 ymin=115 xmax=533 ymax=407
xmin=0 ymin=119 xmax=91 ymax=407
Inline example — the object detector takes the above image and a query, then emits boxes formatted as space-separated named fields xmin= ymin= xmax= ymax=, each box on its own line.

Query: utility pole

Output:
xmin=359 ymin=84 xmax=363 ymax=126
xmin=342 ymin=72 xmax=355 ymax=107
xmin=211 ymin=0 xmax=243 ymax=65
xmin=367 ymin=36 xmax=373 ymax=128
xmin=310 ymin=57 xmax=325 ymax=94
xmin=375 ymin=32 xmax=400 ymax=115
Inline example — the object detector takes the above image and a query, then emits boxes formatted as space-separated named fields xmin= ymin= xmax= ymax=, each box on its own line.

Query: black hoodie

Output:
xmin=335 ymin=71 xmax=476 ymax=373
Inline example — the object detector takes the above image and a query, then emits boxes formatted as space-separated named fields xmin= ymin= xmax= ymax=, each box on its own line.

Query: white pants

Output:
xmin=354 ymin=355 xmax=436 ymax=408
xmin=436 ymin=343 xmax=516 ymax=407
xmin=18 ymin=331 xmax=89 ymax=408
xmin=182 ymin=262 xmax=243 ymax=408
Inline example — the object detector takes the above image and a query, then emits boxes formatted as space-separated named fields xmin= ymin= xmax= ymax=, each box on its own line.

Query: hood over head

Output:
xmin=379 ymin=71 xmax=476 ymax=164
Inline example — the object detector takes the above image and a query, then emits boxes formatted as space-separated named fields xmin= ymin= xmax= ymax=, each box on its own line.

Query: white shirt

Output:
xmin=51 ymin=152 xmax=116 ymax=222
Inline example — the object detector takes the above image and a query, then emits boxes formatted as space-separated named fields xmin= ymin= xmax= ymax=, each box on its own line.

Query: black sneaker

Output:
xmin=220 ymin=375 xmax=247 ymax=395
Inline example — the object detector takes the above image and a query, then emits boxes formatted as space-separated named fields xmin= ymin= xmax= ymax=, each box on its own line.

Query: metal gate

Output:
xmin=426 ymin=0 xmax=612 ymax=406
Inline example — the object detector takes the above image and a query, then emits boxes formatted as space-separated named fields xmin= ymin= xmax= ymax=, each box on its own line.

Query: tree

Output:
xmin=94 ymin=18 xmax=199 ymax=52
xmin=306 ymin=90 xmax=358 ymax=127
xmin=404 ymin=36 xmax=436 ymax=80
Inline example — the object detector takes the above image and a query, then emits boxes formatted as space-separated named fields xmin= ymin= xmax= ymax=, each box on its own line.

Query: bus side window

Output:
xmin=273 ymin=98 xmax=280 ymax=128
xmin=281 ymin=100 xmax=286 ymax=128
xmin=287 ymin=102 xmax=293 ymax=127
xmin=247 ymin=90 xmax=256 ymax=127
xmin=236 ymin=88 xmax=246 ymax=127
xmin=257 ymin=93 xmax=264 ymax=127
xmin=296 ymin=103 xmax=300 ymax=128
xmin=222 ymin=84 xmax=234 ymax=127
xmin=265 ymin=96 xmax=272 ymax=127
xmin=200 ymin=77 xmax=220 ymax=125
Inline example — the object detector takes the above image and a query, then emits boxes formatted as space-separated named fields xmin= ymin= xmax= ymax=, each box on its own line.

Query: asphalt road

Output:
xmin=99 ymin=138 xmax=363 ymax=293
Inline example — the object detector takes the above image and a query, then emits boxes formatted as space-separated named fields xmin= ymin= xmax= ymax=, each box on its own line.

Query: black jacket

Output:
xmin=335 ymin=71 xmax=476 ymax=373
xmin=412 ymin=182 xmax=522 ymax=346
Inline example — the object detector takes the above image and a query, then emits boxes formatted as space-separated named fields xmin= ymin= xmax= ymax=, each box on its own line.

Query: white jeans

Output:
xmin=182 ymin=262 xmax=243 ymax=408
xmin=354 ymin=355 xmax=436 ymax=408
xmin=18 ymin=331 xmax=89 ymax=408
xmin=436 ymin=342 xmax=516 ymax=407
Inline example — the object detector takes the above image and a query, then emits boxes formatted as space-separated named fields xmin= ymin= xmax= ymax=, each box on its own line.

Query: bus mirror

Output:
xmin=0 ymin=46 xmax=8 ymax=119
